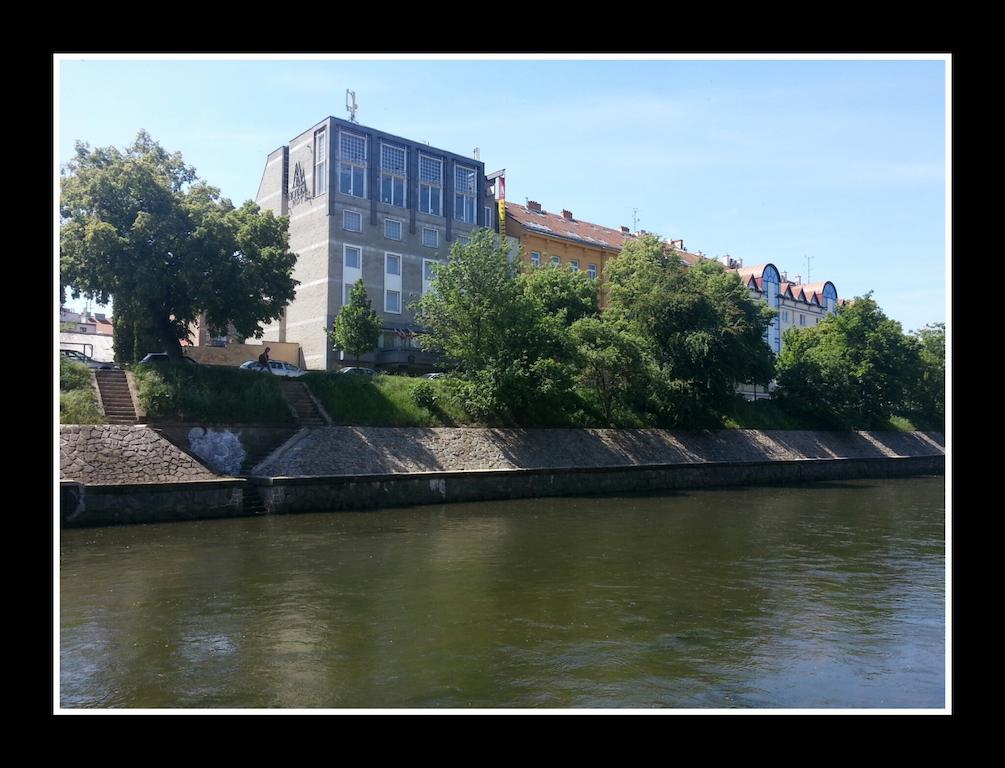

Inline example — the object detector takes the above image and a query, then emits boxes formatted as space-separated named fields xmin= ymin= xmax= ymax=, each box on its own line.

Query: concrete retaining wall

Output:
xmin=62 ymin=479 xmax=246 ymax=527
xmin=254 ymin=455 xmax=943 ymax=515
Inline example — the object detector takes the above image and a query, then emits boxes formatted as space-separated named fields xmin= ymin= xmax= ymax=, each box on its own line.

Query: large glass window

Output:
xmin=587 ymin=263 xmax=597 ymax=279
xmin=385 ymin=253 xmax=401 ymax=276
xmin=454 ymin=165 xmax=476 ymax=223
xmin=419 ymin=155 xmax=442 ymax=216
xmin=339 ymin=132 xmax=367 ymax=198
xmin=569 ymin=260 xmax=579 ymax=272
xmin=422 ymin=227 xmax=439 ymax=248
xmin=314 ymin=128 xmax=327 ymax=196
xmin=344 ymin=245 xmax=361 ymax=270
xmin=381 ymin=143 xmax=406 ymax=207
xmin=551 ymin=256 xmax=560 ymax=268
xmin=530 ymin=252 xmax=541 ymax=267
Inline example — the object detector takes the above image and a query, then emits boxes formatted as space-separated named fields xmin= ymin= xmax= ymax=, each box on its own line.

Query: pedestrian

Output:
xmin=258 ymin=346 xmax=271 ymax=370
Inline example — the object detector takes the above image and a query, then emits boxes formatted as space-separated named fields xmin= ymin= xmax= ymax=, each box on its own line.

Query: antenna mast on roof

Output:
xmin=346 ymin=89 xmax=359 ymax=124
xmin=633 ymin=208 xmax=639 ymax=233
xmin=805 ymin=254 xmax=814 ymax=283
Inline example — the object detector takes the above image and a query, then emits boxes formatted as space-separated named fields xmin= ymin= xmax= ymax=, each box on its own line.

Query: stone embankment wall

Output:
xmin=257 ymin=427 xmax=944 ymax=476
xmin=59 ymin=425 xmax=243 ymax=527
xmin=253 ymin=428 xmax=944 ymax=515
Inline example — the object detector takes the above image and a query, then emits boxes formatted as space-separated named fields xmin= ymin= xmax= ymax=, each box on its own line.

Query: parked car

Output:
xmin=60 ymin=349 xmax=118 ymax=370
xmin=137 ymin=353 xmax=199 ymax=366
xmin=239 ymin=359 xmax=307 ymax=378
xmin=422 ymin=372 xmax=447 ymax=379
xmin=338 ymin=367 xmax=378 ymax=376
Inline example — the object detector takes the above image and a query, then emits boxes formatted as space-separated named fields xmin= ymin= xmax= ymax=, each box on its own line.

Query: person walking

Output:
xmin=258 ymin=346 xmax=271 ymax=371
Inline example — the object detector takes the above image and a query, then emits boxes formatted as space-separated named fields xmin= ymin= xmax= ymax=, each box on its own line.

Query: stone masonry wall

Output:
xmin=60 ymin=425 xmax=219 ymax=485
xmin=256 ymin=427 xmax=945 ymax=478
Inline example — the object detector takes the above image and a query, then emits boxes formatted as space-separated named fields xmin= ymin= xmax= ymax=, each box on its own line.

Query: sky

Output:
xmin=55 ymin=54 xmax=949 ymax=333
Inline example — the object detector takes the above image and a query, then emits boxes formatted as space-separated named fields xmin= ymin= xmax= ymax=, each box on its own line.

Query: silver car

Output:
xmin=239 ymin=359 xmax=307 ymax=378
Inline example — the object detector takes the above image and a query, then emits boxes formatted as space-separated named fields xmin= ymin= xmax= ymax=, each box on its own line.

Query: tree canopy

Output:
xmin=60 ymin=131 xmax=298 ymax=360
xmin=330 ymin=279 xmax=380 ymax=365
xmin=775 ymin=294 xmax=920 ymax=427
xmin=605 ymin=234 xmax=776 ymax=424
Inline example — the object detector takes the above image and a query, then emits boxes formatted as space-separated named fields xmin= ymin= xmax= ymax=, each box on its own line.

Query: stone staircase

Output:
xmin=94 ymin=370 xmax=138 ymax=424
xmin=280 ymin=380 xmax=328 ymax=427
xmin=242 ymin=485 xmax=266 ymax=515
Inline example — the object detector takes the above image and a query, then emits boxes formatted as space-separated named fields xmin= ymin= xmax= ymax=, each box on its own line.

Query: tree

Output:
xmin=570 ymin=315 xmax=652 ymax=425
xmin=775 ymin=294 xmax=919 ymax=426
xmin=60 ymin=131 xmax=298 ymax=361
xmin=606 ymin=234 xmax=775 ymax=425
xmin=414 ymin=230 xmax=577 ymax=423
xmin=906 ymin=322 xmax=945 ymax=429
xmin=517 ymin=264 xmax=599 ymax=327
xmin=329 ymin=279 xmax=380 ymax=365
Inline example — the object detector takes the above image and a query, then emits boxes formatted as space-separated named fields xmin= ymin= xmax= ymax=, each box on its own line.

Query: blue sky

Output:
xmin=56 ymin=55 xmax=948 ymax=333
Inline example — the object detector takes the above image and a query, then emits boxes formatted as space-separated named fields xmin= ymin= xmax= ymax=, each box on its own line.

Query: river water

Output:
xmin=59 ymin=477 xmax=946 ymax=709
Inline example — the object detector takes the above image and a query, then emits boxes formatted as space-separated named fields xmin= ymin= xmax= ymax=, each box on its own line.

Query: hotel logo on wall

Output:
xmin=290 ymin=162 xmax=311 ymax=206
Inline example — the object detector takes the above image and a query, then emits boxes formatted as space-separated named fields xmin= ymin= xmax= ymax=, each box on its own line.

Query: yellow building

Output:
xmin=504 ymin=201 xmax=626 ymax=306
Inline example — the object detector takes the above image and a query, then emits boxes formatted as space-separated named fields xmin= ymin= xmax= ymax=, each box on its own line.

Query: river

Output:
xmin=59 ymin=477 xmax=946 ymax=709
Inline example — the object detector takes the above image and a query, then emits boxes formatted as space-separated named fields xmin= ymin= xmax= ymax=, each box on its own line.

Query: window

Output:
xmin=531 ymin=251 xmax=541 ymax=267
xmin=551 ymin=256 xmax=560 ymax=268
xmin=385 ymin=253 xmax=401 ymax=276
xmin=314 ymin=128 xmax=327 ymax=196
xmin=380 ymin=143 xmax=406 ymax=207
xmin=343 ymin=209 xmax=362 ymax=232
xmin=569 ymin=260 xmax=579 ymax=272
xmin=339 ymin=131 xmax=367 ymax=197
xmin=587 ymin=263 xmax=597 ymax=280
xmin=454 ymin=164 xmax=476 ymax=223
xmin=384 ymin=218 xmax=402 ymax=241
xmin=484 ymin=205 xmax=492 ymax=228
xmin=385 ymin=290 xmax=401 ymax=313
xmin=422 ymin=227 xmax=439 ymax=248
xmin=423 ymin=258 xmax=439 ymax=294
xmin=799 ymin=314 xmax=806 ymax=326
xmin=782 ymin=310 xmax=789 ymax=322
xmin=344 ymin=245 xmax=361 ymax=270
xmin=419 ymin=155 xmax=442 ymax=216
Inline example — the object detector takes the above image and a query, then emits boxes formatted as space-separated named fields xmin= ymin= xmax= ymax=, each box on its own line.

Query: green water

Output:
xmin=59 ymin=477 xmax=946 ymax=709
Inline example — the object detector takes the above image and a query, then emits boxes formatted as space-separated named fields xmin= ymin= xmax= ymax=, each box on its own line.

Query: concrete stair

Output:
xmin=280 ymin=380 xmax=328 ymax=427
xmin=242 ymin=485 xmax=266 ymax=515
xmin=94 ymin=370 xmax=138 ymax=424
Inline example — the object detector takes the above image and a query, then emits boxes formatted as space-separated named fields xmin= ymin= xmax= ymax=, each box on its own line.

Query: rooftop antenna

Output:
xmin=345 ymin=89 xmax=359 ymax=124
xmin=632 ymin=208 xmax=639 ymax=233
xmin=473 ymin=147 xmax=480 ymax=160
xmin=805 ymin=254 xmax=814 ymax=283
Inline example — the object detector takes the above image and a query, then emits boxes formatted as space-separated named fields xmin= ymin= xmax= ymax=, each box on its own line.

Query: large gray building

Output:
xmin=255 ymin=116 xmax=493 ymax=371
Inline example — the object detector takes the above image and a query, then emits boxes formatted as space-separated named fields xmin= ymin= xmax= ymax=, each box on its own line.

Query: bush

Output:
xmin=410 ymin=380 xmax=437 ymax=410
xmin=59 ymin=357 xmax=91 ymax=391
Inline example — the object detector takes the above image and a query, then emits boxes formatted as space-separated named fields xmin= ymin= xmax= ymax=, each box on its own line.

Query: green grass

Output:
xmin=59 ymin=358 xmax=105 ymax=424
xmin=305 ymin=373 xmax=473 ymax=426
xmin=132 ymin=363 xmax=295 ymax=424
xmin=720 ymin=397 xmax=846 ymax=430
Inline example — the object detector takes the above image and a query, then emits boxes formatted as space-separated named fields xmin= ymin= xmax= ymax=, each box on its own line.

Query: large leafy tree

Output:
xmin=775 ymin=294 xmax=920 ymax=427
xmin=60 ymin=131 xmax=298 ymax=361
xmin=606 ymin=234 xmax=775 ymax=424
xmin=414 ymin=229 xmax=577 ymax=423
xmin=329 ymin=279 xmax=381 ymax=365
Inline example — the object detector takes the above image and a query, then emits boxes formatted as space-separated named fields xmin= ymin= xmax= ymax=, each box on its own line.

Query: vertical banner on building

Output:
xmin=497 ymin=175 xmax=506 ymax=240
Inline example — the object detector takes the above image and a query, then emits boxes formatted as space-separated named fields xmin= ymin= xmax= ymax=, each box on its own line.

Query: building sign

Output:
xmin=497 ymin=175 xmax=506 ymax=240
xmin=290 ymin=162 xmax=311 ymax=206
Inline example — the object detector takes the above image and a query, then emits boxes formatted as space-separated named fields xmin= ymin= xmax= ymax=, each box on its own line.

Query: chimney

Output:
xmin=562 ymin=209 xmax=573 ymax=220
xmin=621 ymin=226 xmax=630 ymax=233
xmin=781 ymin=271 xmax=788 ymax=282
xmin=527 ymin=200 xmax=542 ymax=212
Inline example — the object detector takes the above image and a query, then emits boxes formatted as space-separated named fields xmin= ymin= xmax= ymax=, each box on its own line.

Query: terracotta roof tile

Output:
xmin=506 ymin=202 xmax=629 ymax=250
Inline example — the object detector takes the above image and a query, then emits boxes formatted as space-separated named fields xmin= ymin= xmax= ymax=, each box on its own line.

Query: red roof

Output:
xmin=506 ymin=202 xmax=630 ymax=251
